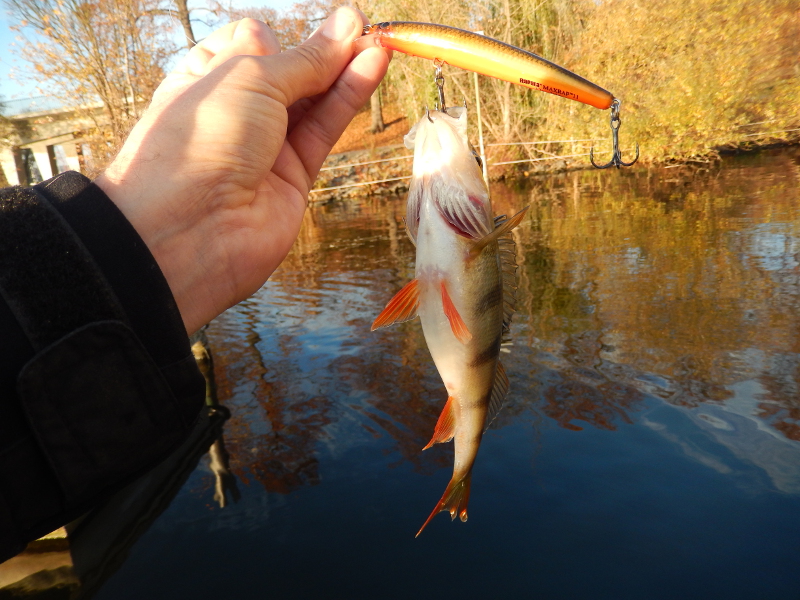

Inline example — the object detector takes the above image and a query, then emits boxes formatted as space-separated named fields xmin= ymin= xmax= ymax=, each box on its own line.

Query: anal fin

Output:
xmin=441 ymin=282 xmax=472 ymax=343
xmin=371 ymin=279 xmax=419 ymax=330
xmin=423 ymin=396 xmax=456 ymax=450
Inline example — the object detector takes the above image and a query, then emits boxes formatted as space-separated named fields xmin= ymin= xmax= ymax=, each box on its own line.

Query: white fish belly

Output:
xmin=414 ymin=200 xmax=503 ymax=407
xmin=415 ymin=201 xmax=470 ymax=397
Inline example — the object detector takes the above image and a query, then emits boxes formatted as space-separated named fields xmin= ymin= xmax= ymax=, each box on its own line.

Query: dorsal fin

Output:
xmin=484 ymin=361 xmax=510 ymax=430
xmin=493 ymin=213 xmax=522 ymax=334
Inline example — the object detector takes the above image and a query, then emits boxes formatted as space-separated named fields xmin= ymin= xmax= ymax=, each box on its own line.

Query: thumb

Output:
xmin=265 ymin=7 xmax=367 ymax=107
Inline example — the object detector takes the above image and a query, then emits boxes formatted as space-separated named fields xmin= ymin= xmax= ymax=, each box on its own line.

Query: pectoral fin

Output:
xmin=441 ymin=282 xmax=472 ymax=343
xmin=371 ymin=279 xmax=419 ymax=330
xmin=468 ymin=206 xmax=530 ymax=260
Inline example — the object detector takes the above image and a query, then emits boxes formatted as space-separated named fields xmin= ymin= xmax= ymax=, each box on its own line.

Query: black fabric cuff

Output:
xmin=0 ymin=172 xmax=205 ymax=560
xmin=34 ymin=172 xmax=190 ymax=366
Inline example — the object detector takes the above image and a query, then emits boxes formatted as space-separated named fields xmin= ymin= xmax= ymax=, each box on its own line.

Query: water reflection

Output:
xmin=46 ymin=147 xmax=793 ymax=600
xmin=202 ymin=148 xmax=800 ymax=506
xmin=6 ymin=150 xmax=800 ymax=600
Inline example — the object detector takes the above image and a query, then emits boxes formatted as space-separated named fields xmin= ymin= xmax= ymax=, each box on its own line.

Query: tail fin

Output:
xmin=416 ymin=472 xmax=472 ymax=537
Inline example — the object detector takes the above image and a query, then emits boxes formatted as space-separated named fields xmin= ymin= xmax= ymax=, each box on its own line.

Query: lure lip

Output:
xmin=359 ymin=21 xmax=615 ymax=111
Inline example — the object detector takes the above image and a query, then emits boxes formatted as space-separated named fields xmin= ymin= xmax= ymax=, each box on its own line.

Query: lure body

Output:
xmin=358 ymin=21 xmax=614 ymax=110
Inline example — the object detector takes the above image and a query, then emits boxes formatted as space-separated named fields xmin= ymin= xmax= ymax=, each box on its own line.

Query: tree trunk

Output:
xmin=370 ymin=90 xmax=385 ymax=134
xmin=174 ymin=0 xmax=195 ymax=49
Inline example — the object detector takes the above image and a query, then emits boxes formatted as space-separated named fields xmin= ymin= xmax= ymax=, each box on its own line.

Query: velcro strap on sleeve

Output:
xmin=17 ymin=320 xmax=187 ymax=505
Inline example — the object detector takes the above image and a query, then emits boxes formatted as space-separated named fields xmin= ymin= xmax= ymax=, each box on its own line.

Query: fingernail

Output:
xmin=322 ymin=8 xmax=355 ymax=41
xmin=305 ymin=24 xmax=322 ymax=41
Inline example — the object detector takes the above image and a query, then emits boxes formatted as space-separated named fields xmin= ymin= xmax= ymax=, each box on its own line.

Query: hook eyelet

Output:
xmin=590 ymin=99 xmax=639 ymax=169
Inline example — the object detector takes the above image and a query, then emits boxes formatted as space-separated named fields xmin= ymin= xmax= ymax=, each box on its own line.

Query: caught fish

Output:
xmin=371 ymin=106 xmax=527 ymax=535
xmin=357 ymin=21 xmax=614 ymax=110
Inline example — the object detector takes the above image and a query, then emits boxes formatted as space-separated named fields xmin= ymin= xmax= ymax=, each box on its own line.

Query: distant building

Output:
xmin=1 ymin=96 xmax=106 ymax=186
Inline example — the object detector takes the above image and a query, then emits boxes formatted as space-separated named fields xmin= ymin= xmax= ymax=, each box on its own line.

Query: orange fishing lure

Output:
xmin=357 ymin=21 xmax=614 ymax=110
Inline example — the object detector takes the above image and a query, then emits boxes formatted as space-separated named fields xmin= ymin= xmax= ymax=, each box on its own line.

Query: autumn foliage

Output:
xmin=356 ymin=0 xmax=799 ymax=165
xmin=5 ymin=0 xmax=798 ymax=172
xmin=5 ymin=0 xmax=178 ymax=171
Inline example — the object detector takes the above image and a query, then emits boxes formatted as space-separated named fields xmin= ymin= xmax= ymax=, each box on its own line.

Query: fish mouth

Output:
xmin=423 ymin=106 xmax=465 ymax=121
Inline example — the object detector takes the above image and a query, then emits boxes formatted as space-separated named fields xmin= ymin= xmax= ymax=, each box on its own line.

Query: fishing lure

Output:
xmin=357 ymin=21 xmax=638 ymax=168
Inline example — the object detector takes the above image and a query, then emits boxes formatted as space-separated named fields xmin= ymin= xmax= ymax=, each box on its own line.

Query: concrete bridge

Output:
xmin=1 ymin=96 xmax=106 ymax=186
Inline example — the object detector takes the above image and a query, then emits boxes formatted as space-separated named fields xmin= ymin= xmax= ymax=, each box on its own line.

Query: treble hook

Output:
xmin=590 ymin=99 xmax=639 ymax=169
xmin=433 ymin=58 xmax=447 ymax=112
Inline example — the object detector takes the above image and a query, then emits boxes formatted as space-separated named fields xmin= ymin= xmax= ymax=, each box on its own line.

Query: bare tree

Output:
xmin=370 ymin=89 xmax=385 ymax=133
xmin=4 ymin=0 xmax=179 ymax=170
xmin=172 ymin=0 xmax=196 ymax=49
xmin=212 ymin=0 xmax=330 ymax=49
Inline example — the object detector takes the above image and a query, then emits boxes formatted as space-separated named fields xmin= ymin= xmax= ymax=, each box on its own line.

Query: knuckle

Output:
xmin=291 ymin=43 xmax=329 ymax=80
xmin=330 ymin=77 xmax=363 ymax=112
xmin=303 ymin=110 xmax=338 ymax=149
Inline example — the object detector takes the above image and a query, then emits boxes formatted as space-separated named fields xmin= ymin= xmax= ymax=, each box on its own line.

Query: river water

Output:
xmin=97 ymin=148 xmax=800 ymax=599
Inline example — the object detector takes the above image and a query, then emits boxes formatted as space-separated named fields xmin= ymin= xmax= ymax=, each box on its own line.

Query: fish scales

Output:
xmin=371 ymin=106 xmax=527 ymax=535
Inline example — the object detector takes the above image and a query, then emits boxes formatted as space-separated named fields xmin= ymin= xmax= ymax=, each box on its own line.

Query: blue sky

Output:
xmin=0 ymin=0 xmax=295 ymax=101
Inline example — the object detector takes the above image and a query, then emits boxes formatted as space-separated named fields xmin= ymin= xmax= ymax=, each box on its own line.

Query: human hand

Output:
xmin=95 ymin=8 xmax=391 ymax=335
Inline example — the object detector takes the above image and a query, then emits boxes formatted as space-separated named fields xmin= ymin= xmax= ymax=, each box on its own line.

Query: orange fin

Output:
xmin=469 ymin=206 xmax=530 ymax=260
xmin=441 ymin=282 xmax=472 ymax=343
xmin=423 ymin=396 xmax=456 ymax=450
xmin=371 ymin=279 xmax=419 ymax=330
xmin=416 ymin=472 xmax=473 ymax=537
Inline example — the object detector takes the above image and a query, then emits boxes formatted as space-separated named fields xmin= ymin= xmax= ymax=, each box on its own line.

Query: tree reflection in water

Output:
xmin=205 ymin=147 xmax=800 ymax=495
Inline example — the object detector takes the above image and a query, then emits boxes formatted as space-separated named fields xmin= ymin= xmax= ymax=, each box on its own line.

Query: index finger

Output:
xmin=174 ymin=18 xmax=282 ymax=78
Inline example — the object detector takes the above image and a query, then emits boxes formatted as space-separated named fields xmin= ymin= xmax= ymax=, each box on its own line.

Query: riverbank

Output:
xmin=313 ymin=107 xmax=799 ymax=204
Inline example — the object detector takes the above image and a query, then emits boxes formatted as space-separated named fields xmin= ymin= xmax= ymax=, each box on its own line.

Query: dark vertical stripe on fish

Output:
xmin=469 ymin=333 xmax=502 ymax=368
xmin=475 ymin=281 xmax=503 ymax=315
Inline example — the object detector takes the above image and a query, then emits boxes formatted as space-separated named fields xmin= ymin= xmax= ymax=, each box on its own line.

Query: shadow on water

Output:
xmin=5 ymin=148 xmax=800 ymax=599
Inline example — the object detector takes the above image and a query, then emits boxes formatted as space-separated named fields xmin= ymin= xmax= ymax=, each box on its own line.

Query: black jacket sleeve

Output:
xmin=0 ymin=171 xmax=205 ymax=561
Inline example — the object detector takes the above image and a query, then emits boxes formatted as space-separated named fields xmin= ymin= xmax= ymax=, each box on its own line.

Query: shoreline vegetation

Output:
xmin=311 ymin=0 xmax=798 ymax=200
xmin=311 ymin=140 xmax=800 ymax=204
xmin=312 ymin=106 xmax=799 ymax=202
